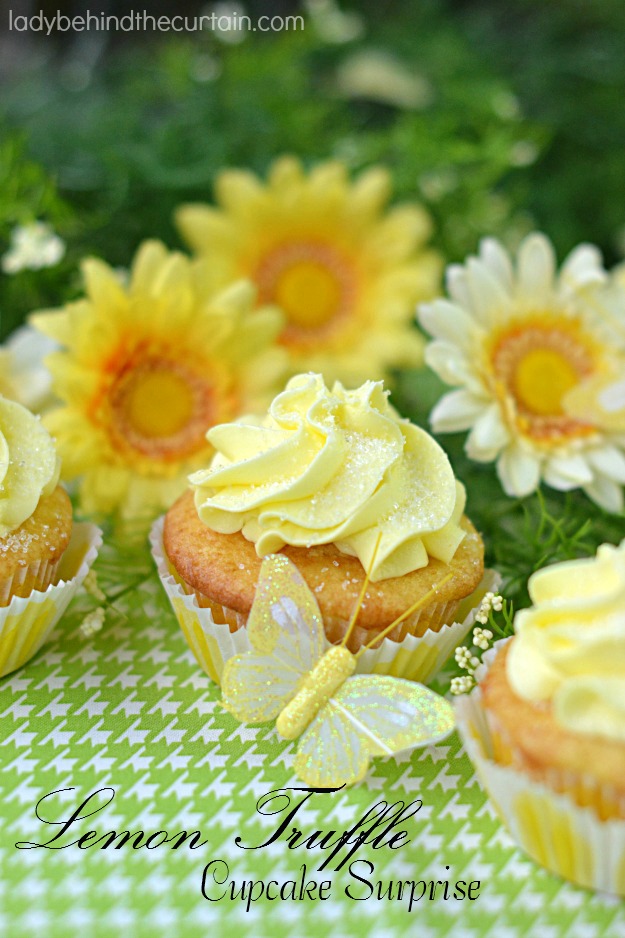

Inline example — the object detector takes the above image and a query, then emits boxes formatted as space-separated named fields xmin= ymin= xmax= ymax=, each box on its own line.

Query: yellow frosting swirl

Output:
xmin=0 ymin=396 xmax=61 ymax=537
xmin=507 ymin=540 xmax=625 ymax=743
xmin=190 ymin=373 xmax=466 ymax=581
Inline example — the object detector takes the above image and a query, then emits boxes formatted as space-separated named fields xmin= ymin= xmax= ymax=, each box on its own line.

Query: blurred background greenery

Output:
xmin=3 ymin=0 xmax=625 ymax=339
xmin=1 ymin=0 xmax=624 ymax=610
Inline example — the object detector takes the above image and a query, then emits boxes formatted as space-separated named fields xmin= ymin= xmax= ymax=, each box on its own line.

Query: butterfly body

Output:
xmin=276 ymin=645 xmax=356 ymax=740
xmin=221 ymin=553 xmax=455 ymax=787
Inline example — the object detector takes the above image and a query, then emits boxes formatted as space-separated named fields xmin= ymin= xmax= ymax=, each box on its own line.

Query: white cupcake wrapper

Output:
xmin=455 ymin=641 xmax=625 ymax=896
xmin=0 ymin=523 xmax=102 ymax=678
xmin=151 ymin=515 xmax=499 ymax=685
xmin=0 ymin=555 xmax=62 ymax=606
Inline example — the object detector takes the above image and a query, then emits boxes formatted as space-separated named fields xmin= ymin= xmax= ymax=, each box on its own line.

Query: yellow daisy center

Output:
xmin=491 ymin=319 xmax=597 ymax=441
xmin=102 ymin=351 xmax=225 ymax=465
xmin=275 ymin=260 xmax=342 ymax=330
xmin=256 ymin=242 xmax=355 ymax=347
xmin=513 ymin=347 xmax=579 ymax=416
xmin=125 ymin=370 xmax=194 ymax=439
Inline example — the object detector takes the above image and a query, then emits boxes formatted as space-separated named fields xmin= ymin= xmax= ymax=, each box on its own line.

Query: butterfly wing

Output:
xmin=221 ymin=554 xmax=326 ymax=723
xmin=292 ymin=698 xmax=371 ymax=787
xmin=293 ymin=676 xmax=455 ymax=787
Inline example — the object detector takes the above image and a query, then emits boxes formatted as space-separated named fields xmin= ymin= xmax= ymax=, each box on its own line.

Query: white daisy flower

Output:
xmin=418 ymin=232 xmax=625 ymax=513
xmin=0 ymin=325 xmax=57 ymax=412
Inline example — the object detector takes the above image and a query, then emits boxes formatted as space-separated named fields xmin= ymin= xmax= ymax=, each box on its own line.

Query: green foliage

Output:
xmin=0 ymin=138 xmax=74 ymax=336
xmin=1 ymin=1 xmax=624 ymax=618
xmin=0 ymin=1 xmax=543 ymax=337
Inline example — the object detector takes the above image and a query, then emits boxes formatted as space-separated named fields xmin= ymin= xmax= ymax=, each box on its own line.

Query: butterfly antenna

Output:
xmin=340 ymin=531 xmax=383 ymax=648
xmin=356 ymin=571 xmax=454 ymax=656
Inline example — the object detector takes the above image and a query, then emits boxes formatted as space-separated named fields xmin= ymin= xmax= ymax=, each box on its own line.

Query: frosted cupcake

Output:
xmin=0 ymin=395 xmax=100 ymax=676
xmin=456 ymin=540 xmax=625 ymax=894
xmin=154 ymin=373 xmax=486 ymax=683
xmin=0 ymin=396 xmax=71 ymax=605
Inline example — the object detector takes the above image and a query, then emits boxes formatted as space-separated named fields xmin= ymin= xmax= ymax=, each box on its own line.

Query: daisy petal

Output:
xmin=560 ymin=244 xmax=605 ymax=290
xmin=446 ymin=264 xmax=472 ymax=310
xmin=465 ymin=259 xmax=509 ymax=327
xmin=517 ymin=233 xmax=556 ymax=301
xmin=583 ymin=477 xmax=624 ymax=514
xmin=479 ymin=237 xmax=514 ymax=292
xmin=543 ymin=455 xmax=594 ymax=490
xmin=585 ymin=446 xmax=625 ymax=484
xmin=418 ymin=300 xmax=479 ymax=349
xmin=465 ymin=404 xmax=510 ymax=460
xmin=496 ymin=446 xmax=541 ymax=498
xmin=424 ymin=342 xmax=472 ymax=386
xmin=430 ymin=390 xmax=488 ymax=433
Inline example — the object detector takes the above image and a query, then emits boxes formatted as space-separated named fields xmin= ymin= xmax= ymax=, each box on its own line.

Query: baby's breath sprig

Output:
xmin=75 ymin=522 xmax=156 ymax=640
xmin=80 ymin=606 xmax=105 ymax=638
xmin=450 ymin=590 xmax=508 ymax=695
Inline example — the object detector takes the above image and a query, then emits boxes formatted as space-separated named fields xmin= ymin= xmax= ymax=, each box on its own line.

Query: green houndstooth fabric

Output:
xmin=1 ymin=546 xmax=624 ymax=938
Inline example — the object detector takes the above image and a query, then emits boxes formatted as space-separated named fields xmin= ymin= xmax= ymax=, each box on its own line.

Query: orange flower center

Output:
xmin=491 ymin=319 xmax=597 ymax=441
xmin=256 ymin=242 xmax=356 ymax=347
xmin=103 ymin=350 xmax=221 ymax=464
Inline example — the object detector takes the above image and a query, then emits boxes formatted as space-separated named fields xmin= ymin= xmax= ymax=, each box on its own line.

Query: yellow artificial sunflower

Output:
xmin=175 ymin=156 xmax=441 ymax=386
xmin=31 ymin=241 xmax=285 ymax=521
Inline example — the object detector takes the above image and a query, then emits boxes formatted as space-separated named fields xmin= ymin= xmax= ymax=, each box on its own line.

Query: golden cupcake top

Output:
xmin=190 ymin=372 xmax=466 ymax=581
xmin=0 ymin=396 xmax=60 ymax=537
xmin=507 ymin=540 xmax=625 ymax=742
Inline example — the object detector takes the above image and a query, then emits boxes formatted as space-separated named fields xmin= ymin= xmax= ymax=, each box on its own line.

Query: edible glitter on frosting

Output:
xmin=0 ymin=396 xmax=60 ymax=537
xmin=190 ymin=372 xmax=466 ymax=581
xmin=507 ymin=539 xmax=625 ymax=743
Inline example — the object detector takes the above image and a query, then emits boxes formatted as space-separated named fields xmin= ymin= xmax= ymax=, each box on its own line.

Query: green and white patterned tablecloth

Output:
xmin=1 ymin=555 xmax=624 ymax=938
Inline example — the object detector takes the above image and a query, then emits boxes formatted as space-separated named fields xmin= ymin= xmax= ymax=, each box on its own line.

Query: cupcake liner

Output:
xmin=0 ymin=555 xmax=63 ymax=607
xmin=0 ymin=523 xmax=102 ymax=678
xmin=455 ymin=642 xmax=625 ymax=896
xmin=151 ymin=515 xmax=499 ymax=685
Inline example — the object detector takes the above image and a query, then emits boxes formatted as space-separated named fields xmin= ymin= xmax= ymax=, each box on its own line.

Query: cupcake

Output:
xmin=456 ymin=540 xmax=625 ymax=895
xmin=0 ymin=395 xmax=72 ymax=605
xmin=0 ymin=395 xmax=101 ymax=676
xmin=154 ymin=373 xmax=486 ymax=683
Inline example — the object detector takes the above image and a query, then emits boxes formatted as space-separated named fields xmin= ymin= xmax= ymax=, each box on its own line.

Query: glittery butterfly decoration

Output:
xmin=221 ymin=552 xmax=455 ymax=787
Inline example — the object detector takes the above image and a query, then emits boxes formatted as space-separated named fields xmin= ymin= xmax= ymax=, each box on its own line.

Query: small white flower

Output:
xmin=80 ymin=607 xmax=105 ymax=638
xmin=454 ymin=646 xmax=474 ymax=670
xmin=2 ymin=221 xmax=65 ymax=274
xmin=419 ymin=232 xmax=625 ymax=513
xmin=83 ymin=570 xmax=106 ymax=603
xmin=306 ymin=0 xmax=364 ymax=45
xmin=207 ymin=2 xmax=248 ymax=44
xmin=0 ymin=325 xmax=56 ymax=412
xmin=336 ymin=51 xmax=431 ymax=110
xmin=472 ymin=626 xmax=492 ymax=650
xmin=451 ymin=675 xmax=474 ymax=695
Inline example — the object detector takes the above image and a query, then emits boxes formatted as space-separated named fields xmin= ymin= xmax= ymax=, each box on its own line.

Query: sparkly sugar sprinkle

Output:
xmin=0 ymin=522 xmax=53 ymax=559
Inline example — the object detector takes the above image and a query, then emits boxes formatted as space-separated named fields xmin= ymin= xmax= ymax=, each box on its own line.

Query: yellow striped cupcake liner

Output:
xmin=455 ymin=643 xmax=625 ymax=897
xmin=0 ymin=523 xmax=102 ymax=678
xmin=150 ymin=515 xmax=498 ymax=686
